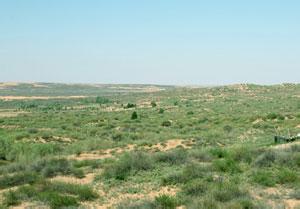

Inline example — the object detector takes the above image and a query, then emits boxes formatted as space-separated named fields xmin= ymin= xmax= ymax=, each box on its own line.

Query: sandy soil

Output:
xmin=50 ymin=173 xmax=96 ymax=185
xmin=272 ymin=141 xmax=300 ymax=150
xmin=70 ymin=139 xmax=195 ymax=161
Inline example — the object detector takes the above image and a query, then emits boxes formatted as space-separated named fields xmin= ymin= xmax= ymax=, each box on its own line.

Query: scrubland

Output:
xmin=0 ymin=83 xmax=299 ymax=209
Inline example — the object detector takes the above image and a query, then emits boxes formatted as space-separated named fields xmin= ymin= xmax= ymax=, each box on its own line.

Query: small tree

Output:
xmin=159 ymin=108 xmax=165 ymax=114
xmin=0 ymin=138 xmax=12 ymax=160
xmin=131 ymin=111 xmax=138 ymax=120
xmin=151 ymin=101 xmax=157 ymax=107
xmin=125 ymin=103 xmax=136 ymax=109
xmin=162 ymin=120 xmax=172 ymax=127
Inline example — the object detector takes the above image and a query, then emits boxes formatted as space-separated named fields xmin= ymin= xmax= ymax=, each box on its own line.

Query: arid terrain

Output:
xmin=0 ymin=82 xmax=299 ymax=209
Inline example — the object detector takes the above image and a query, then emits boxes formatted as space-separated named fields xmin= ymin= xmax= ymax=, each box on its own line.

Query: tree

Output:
xmin=151 ymin=101 xmax=157 ymax=107
xmin=131 ymin=111 xmax=138 ymax=120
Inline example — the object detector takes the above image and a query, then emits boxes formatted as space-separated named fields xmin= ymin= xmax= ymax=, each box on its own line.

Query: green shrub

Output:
xmin=252 ymin=170 xmax=276 ymax=187
xmin=183 ymin=179 xmax=208 ymax=196
xmin=0 ymin=138 xmax=12 ymax=160
xmin=151 ymin=101 xmax=157 ymax=107
xmin=96 ymin=96 xmax=110 ymax=104
xmin=155 ymin=149 xmax=187 ymax=165
xmin=210 ymin=147 xmax=228 ymax=158
xmin=125 ymin=103 xmax=136 ymax=109
xmin=213 ymin=158 xmax=241 ymax=173
xmin=223 ymin=125 xmax=233 ymax=133
xmin=3 ymin=181 xmax=97 ymax=209
xmin=131 ymin=111 xmax=138 ymax=120
xmin=0 ymin=172 xmax=39 ymax=189
xmin=254 ymin=150 xmax=276 ymax=167
xmin=155 ymin=194 xmax=178 ymax=209
xmin=44 ymin=181 xmax=98 ymax=201
xmin=103 ymin=152 xmax=153 ymax=180
xmin=3 ymin=190 xmax=21 ymax=206
xmin=276 ymin=168 xmax=298 ymax=184
xmin=159 ymin=108 xmax=165 ymax=114
xmin=213 ymin=182 xmax=247 ymax=202
xmin=162 ymin=171 xmax=185 ymax=185
xmin=39 ymin=191 xmax=78 ymax=209
xmin=228 ymin=146 xmax=256 ymax=164
xmin=188 ymin=149 xmax=213 ymax=162
xmin=27 ymin=128 xmax=39 ymax=134
xmin=182 ymin=163 xmax=211 ymax=181
xmin=162 ymin=120 xmax=172 ymax=127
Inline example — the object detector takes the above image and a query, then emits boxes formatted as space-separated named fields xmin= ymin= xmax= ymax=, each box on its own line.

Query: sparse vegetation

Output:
xmin=0 ymin=83 xmax=299 ymax=208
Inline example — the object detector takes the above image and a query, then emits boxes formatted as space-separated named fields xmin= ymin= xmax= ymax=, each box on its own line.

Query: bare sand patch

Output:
xmin=50 ymin=173 xmax=96 ymax=185
xmin=83 ymin=185 xmax=179 ymax=209
xmin=70 ymin=139 xmax=194 ymax=161
xmin=251 ymin=186 xmax=299 ymax=209
xmin=145 ymin=139 xmax=195 ymax=152
xmin=10 ymin=202 xmax=49 ymax=209
xmin=252 ymin=118 xmax=263 ymax=124
xmin=70 ymin=144 xmax=136 ymax=161
xmin=0 ymin=110 xmax=28 ymax=118
xmin=0 ymin=125 xmax=20 ymax=129
xmin=272 ymin=141 xmax=300 ymax=150
xmin=285 ymin=199 xmax=300 ymax=209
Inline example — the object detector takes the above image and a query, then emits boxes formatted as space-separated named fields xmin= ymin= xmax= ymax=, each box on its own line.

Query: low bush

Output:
xmin=276 ymin=168 xmax=298 ymax=184
xmin=155 ymin=149 xmax=187 ymax=165
xmin=210 ymin=147 xmax=228 ymax=158
xmin=183 ymin=179 xmax=208 ymax=196
xmin=0 ymin=172 xmax=39 ymax=189
xmin=162 ymin=120 xmax=172 ymax=127
xmin=31 ymin=158 xmax=84 ymax=178
xmin=252 ymin=170 xmax=276 ymax=187
xmin=212 ymin=182 xmax=247 ymax=202
xmin=254 ymin=150 xmax=276 ymax=167
xmin=213 ymin=158 xmax=241 ymax=173
xmin=103 ymin=152 xmax=153 ymax=180
xmin=155 ymin=194 xmax=179 ymax=209
xmin=131 ymin=111 xmax=138 ymax=120
xmin=2 ymin=181 xmax=98 ymax=209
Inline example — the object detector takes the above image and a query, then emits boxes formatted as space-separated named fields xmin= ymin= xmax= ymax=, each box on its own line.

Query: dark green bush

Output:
xmin=162 ymin=120 xmax=172 ymax=127
xmin=131 ymin=111 xmax=138 ymax=120
xmin=31 ymin=158 xmax=84 ymax=178
xmin=96 ymin=96 xmax=110 ymax=104
xmin=0 ymin=138 xmax=12 ymax=160
xmin=210 ymin=147 xmax=228 ymax=158
xmin=213 ymin=158 xmax=241 ymax=173
xmin=159 ymin=108 xmax=165 ymax=114
xmin=151 ymin=101 xmax=157 ymax=107
xmin=125 ymin=103 xmax=136 ymax=109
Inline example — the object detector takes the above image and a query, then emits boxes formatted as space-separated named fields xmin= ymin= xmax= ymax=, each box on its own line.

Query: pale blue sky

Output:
xmin=0 ymin=0 xmax=299 ymax=85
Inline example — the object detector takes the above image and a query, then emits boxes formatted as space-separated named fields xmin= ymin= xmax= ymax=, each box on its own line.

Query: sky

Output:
xmin=0 ymin=0 xmax=300 ymax=85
